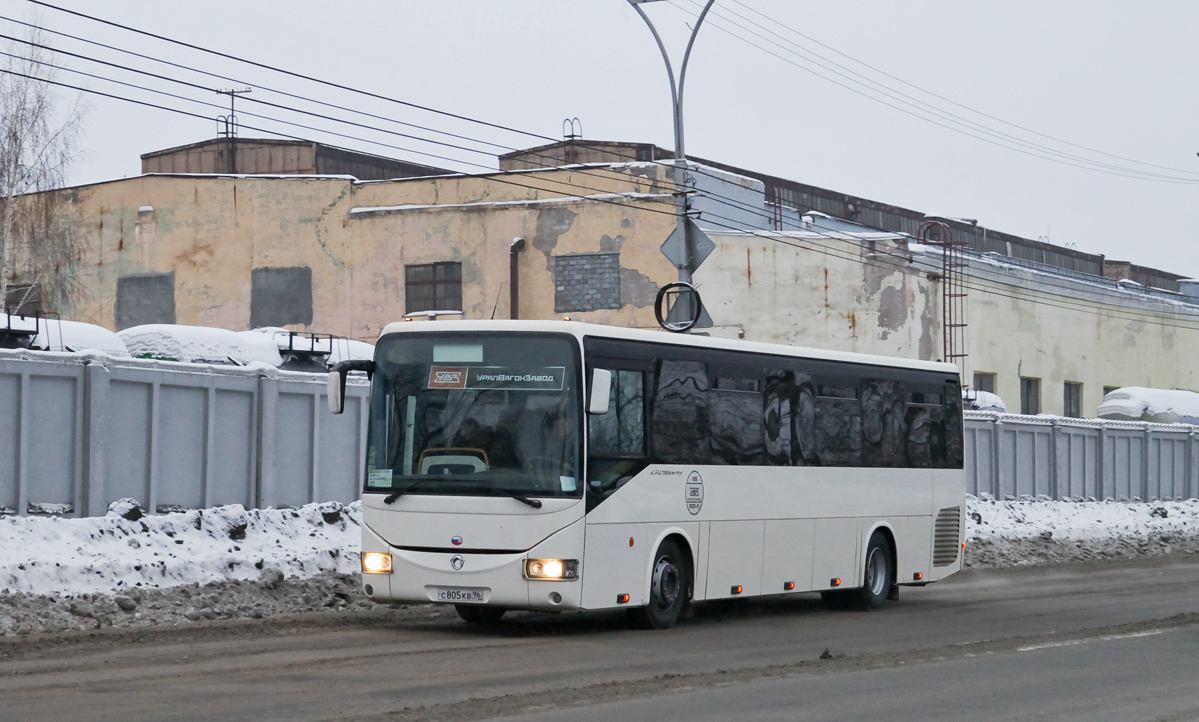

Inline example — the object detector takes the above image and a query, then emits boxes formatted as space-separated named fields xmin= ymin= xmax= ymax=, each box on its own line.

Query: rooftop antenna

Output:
xmin=216 ymin=87 xmax=252 ymax=173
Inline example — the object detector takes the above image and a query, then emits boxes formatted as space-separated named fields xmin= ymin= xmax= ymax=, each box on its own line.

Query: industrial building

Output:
xmin=7 ymin=136 xmax=1198 ymax=417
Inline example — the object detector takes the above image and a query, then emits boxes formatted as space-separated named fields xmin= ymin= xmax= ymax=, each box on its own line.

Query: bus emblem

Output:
xmin=685 ymin=471 xmax=704 ymax=515
xmin=451 ymin=536 xmax=463 ymax=546
xmin=450 ymin=555 xmax=465 ymax=570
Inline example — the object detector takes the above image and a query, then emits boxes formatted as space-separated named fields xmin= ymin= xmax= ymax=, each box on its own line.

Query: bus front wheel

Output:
xmin=633 ymin=539 xmax=690 ymax=630
xmin=455 ymin=604 xmax=506 ymax=625
xmin=854 ymin=532 xmax=893 ymax=610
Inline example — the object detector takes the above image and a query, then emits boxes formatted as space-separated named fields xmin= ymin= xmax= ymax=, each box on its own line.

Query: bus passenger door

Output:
xmin=705 ymin=520 xmax=764 ymax=598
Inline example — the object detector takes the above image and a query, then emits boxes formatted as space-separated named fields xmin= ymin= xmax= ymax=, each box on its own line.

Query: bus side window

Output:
xmin=589 ymin=369 xmax=645 ymax=456
xmin=944 ymin=380 xmax=964 ymax=469
xmin=709 ymin=367 xmax=765 ymax=465
xmin=763 ymin=370 xmax=793 ymax=466
xmin=650 ymin=359 xmax=711 ymax=464
xmin=861 ymin=379 xmax=907 ymax=468
xmin=813 ymin=377 xmax=863 ymax=466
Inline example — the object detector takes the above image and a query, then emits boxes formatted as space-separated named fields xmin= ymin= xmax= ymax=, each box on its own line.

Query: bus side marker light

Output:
xmin=362 ymin=552 xmax=393 ymax=574
xmin=617 ymin=594 xmax=630 ymax=604
xmin=830 ymin=578 xmax=841 ymax=587
xmin=913 ymin=572 xmax=924 ymax=581
xmin=731 ymin=585 xmax=743 ymax=595
xmin=629 ymin=537 xmax=634 ymax=547
xmin=962 ymin=542 xmax=968 ymax=549
xmin=784 ymin=581 xmax=795 ymax=591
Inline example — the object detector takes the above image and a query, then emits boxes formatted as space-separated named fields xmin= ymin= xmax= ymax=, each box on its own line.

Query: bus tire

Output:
xmin=633 ymin=539 xmax=689 ymax=630
xmin=455 ymin=604 xmax=506 ymax=625
xmin=854 ymin=532 xmax=893 ymax=611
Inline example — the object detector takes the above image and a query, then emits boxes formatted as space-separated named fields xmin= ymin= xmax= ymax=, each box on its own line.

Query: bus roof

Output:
xmin=376 ymin=320 xmax=959 ymax=375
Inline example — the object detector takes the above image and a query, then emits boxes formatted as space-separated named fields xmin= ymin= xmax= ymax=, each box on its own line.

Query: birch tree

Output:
xmin=0 ymin=25 xmax=85 ymax=315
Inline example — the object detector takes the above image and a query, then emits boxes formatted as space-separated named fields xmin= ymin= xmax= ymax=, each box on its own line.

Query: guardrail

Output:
xmin=0 ymin=349 xmax=368 ymax=517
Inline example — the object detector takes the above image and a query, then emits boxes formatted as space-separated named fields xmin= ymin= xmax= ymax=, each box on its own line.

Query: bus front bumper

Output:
xmin=360 ymin=524 xmax=583 ymax=612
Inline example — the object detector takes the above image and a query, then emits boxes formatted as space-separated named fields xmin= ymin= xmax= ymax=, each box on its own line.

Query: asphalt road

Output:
xmin=3 ymin=558 xmax=1199 ymax=722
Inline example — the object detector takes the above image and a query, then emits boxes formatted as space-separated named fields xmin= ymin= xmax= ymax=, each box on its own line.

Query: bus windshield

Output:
xmin=364 ymin=332 xmax=582 ymax=499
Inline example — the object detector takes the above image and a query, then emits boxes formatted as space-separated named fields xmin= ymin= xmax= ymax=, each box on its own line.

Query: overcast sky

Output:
xmin=4 ymin=0 xmax=1198 ymax=276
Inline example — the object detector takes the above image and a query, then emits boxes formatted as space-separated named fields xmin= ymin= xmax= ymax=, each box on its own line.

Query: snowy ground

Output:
xmin=2 ymin=495 xmax=1198 ymax=636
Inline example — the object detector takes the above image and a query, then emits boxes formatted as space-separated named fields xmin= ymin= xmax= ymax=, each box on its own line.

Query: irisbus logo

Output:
xmin=451 ymin=536 xmax=463 ymax=546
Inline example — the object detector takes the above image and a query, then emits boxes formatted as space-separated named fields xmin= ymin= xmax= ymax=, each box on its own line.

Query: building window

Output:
xmin=1020 ymin=377 xmax=1040 ymax=415
xmin=973 ymin=372 xmax=996 ymax=394
xmin=405 ymin=262 xmax=462 ymax=314
xmin=1103 ymin=385 xmax=1119 ymax=399
xmin=1064 ymin=382 xmax=1082 ymax=418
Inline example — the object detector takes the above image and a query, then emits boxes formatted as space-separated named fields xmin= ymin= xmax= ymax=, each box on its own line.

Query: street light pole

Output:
xmin=628 ymin=0 xmax=716 ymax=291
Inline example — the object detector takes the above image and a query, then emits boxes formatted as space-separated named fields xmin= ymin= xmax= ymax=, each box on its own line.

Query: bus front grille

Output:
xmin=933 ymin=506 xmax=962 ymax=567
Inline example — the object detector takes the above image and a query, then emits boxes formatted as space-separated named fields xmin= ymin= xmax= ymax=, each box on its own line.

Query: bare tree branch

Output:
xmin=0 ymin=20 xmax=87 ymax=315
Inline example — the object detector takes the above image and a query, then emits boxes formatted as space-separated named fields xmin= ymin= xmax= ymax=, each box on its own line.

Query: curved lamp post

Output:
xmin=628 ymin=0 xmax=716 ymax=291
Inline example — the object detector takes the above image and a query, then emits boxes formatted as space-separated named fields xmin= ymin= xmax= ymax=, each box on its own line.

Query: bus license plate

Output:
xmin=437 ymin=588 xmax=485 ymax=603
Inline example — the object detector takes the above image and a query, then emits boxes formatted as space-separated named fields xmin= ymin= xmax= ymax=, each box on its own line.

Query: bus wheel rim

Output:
xmin=866 ymin=547 xmax=886 ymax=596
xmin=651 ymin=556 xmax=680 ymax=610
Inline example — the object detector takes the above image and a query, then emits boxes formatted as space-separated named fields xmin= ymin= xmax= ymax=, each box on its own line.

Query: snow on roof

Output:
xmin=329 ymin=338 xmax=375 ymax=365
xmin=1098 ymin=387 xmax=1199 ymax=425
xmin=119 ymin=324 xmax=283 ymax=366
xmin=963 ymin=389 xmax=1007 ymax=413
xmin=349 ymin=191 xmax=671 ymax=217
xmin=32 ymin=319 xmax=129 ymax=356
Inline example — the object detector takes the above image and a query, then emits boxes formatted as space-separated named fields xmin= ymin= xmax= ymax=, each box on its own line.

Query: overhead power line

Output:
xmin=670 ymin=0 xmax=1199 ymax=185
xmin=8 ymin=8 xmax=1199 ymax=330
xmin=726 ymin=0 xmax=1199 ymax=178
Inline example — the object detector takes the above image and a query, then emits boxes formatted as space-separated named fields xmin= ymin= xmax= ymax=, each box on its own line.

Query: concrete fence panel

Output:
xmin=1 ymin=350 xmax=369 ymax=517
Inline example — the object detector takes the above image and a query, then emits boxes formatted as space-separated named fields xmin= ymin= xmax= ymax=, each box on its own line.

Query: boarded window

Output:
xmin=553 ymin=253 xmax=620 ymax=312
xmin=116 ymin=272 xmax=176 ymax=330
xmin=250 ymin=267 xmax=313 ymax=328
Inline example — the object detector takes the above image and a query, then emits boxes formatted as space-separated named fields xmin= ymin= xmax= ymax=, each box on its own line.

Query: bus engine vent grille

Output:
xmin=933 ymin=506 xmax=961 ymax=567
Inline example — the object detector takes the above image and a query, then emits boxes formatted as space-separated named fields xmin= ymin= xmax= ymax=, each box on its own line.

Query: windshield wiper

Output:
xmin=383 ymin=478 xmax=439 ymax=504
xmin=491 ymin=487 xmax=543 ymax=509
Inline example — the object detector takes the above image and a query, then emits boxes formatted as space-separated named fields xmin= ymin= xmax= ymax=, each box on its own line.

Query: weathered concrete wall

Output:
xmin=17 ymin=164 xmax=679 ymax=342
xmin=697 ymin=231 xmax=940 ymax=361
xmin=966 ymin=262 xmax=1199 ymax=418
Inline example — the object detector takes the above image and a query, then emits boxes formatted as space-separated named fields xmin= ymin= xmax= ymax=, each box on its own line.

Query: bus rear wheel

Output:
xmin=853 ymin=532 xmax=893 ymax=610
xmin=632 ymin=539 xmax=689 ymax=630
xmin=455 ymin=604 xmax=506 ymax=625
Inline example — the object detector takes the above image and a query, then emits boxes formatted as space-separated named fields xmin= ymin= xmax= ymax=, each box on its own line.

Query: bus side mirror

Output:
xmin=589 ymin=368 xmax=611 ymax=415
xmin=328 ymin=359 xmax=375 ymax=415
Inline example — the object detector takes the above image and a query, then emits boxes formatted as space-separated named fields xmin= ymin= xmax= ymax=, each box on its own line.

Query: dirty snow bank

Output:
xmin=0 ymin=500 xmax=361 ymax=596
xmin=966 ymin=494 xmax=1199 ymax=568
xmin=3 ymin=496 xmax=1199 ymax=636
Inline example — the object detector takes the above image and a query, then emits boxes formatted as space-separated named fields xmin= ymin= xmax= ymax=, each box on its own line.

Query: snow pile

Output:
xmin=0 ymin=500 xmax=361 ymax=596
xmin=966 ymin=494 xmax=1199 ymax=568
xmin=1098 ymin=387 xmax=1199 ymax=425
xmin=119 ymin=324 xmax=284 ymax=366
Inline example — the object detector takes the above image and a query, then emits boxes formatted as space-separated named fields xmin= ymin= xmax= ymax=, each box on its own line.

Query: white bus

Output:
xmin=328 ymin=320 xmax=965 ymax=629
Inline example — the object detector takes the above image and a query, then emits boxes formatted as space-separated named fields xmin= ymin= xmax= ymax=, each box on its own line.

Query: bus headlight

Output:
xmin=362 ymin=552 xmax=393 ymax=574
xmin=524 ymin=559 xmax=578 ymax=580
